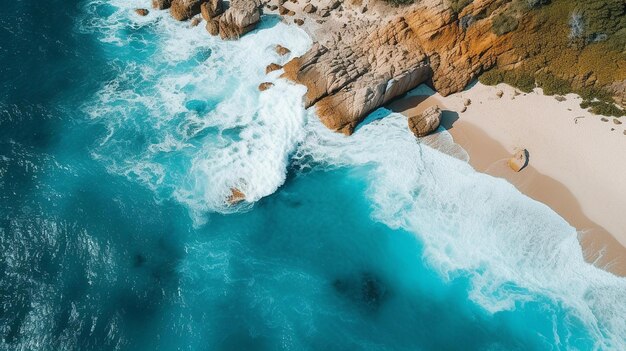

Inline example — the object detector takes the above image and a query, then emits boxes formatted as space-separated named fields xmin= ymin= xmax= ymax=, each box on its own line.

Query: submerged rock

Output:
xmin=408 ymin=106 xmax=442 ymax=138
xmin=265 ymin=63 xmax=283 ymax=74
xmin=135 ymin=8 xmax=150 ymax=16
xmin=258 ymin=82 xmax=274 ymax=91
xmin=508 ymin=149 xmax=529 ymax=172
xmin=227 ymin=188 xmax=246 ymax=205
xmin=275 ymin=45 xmax=291 ymax=56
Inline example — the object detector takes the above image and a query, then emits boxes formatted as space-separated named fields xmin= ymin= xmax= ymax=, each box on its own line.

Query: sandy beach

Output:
xmin=389 ymin=83 xmax=626 ymax=276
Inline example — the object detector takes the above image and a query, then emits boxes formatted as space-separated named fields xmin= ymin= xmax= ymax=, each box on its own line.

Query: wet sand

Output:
xmin=388 ymin=89 xmax=626 ymax=276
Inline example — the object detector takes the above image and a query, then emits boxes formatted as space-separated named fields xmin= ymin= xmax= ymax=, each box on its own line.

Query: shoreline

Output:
xmin=388 ymin=84 xmax=626 ymax=276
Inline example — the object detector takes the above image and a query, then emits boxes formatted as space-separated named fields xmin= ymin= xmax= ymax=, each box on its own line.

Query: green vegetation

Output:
xmin=448 ymin=0 xmax=472 ymax=14
xmin=478 ymin=0 xmax=625 ymax=117
xmin=384 ymin=0 xmax=414 ymax=6
xmin=479 ymin=69 xmax=535 ymax=93
xmin=580 ymin=101 xmax=625 ymax=117
xmin=480 ymin=69 xmax=625 ymax=117
xmin=492 ymin=13 xmax=519 ymax=36
xmin=534 ymin=73 xmax=571 ymax=96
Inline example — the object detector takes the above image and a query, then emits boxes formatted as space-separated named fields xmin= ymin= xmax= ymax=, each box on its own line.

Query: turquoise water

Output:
xmin=1 ymin=0 xmax=626 ymax=350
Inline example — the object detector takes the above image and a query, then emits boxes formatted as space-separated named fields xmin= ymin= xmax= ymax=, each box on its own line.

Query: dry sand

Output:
xmin=389 ymin=83 xmax=626 ymax=276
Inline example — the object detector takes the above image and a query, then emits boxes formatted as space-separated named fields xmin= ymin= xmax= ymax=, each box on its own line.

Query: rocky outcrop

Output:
xmin=201 ymin=0 xmax=224 ymax=21
xmin=266 ymin=63 xmax=282 ymax=74
xmin=171 ymin=0 xmax=205 ymax=20
xmin=227 ymin=188 xmax=246 ymax=205
xmin=508 ymin=149 xmax=530 ymax=172
xmin=152 ymin=0 xmax=171 ymax=10
xmin=283 ymin=19 xmax=431 ymax=134
xmin=275 ymin=45 xmax=291 ymax=56
xmin=282 ymin=0 xmax=625 ymax=134
xmin=258 ymin=82 xmax=274 ymax=91
xmin=205 ymin=0 xmax=261 ymax=40
xmin=408 ymin=106 xmax=442 ymax=138
xmin=135 ymin=8 xmax=150 ymax=16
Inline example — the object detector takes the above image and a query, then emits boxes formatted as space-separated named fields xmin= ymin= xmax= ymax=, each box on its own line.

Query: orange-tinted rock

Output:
xmin=258 ymin=82 xmax=274 ymax=91
xmin=265 ymin=63 xmax=283 ymax=74
xmin=227 ymin=188 xmax=246 ymax=205
xmin=152 ymin=0 xmax=172 ymax=10
xmin=275 ymin=45 xmax=291 ymax=56
xmin=508 ymin=149 xmax=529 ymax=172
xmin=171 ymin=0 xmax=204 ymax=21
xmin=408 ymin=106 xmax=442 ymax=138
xmin=135 ymin=8 xmax=150 ymax=16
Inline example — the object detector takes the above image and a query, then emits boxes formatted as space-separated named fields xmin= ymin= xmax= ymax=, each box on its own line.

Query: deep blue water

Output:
xmin=1 ymin=0 xmax=625 ymax=350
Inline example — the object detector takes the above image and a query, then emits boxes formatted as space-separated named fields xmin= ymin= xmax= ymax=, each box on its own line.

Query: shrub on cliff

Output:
xmin=479 ymin=69 xmax=535 ymax=93
xmin=385 ymin=0 xmax=414 ymax=6
xmin=448 ymin=0 xmax=472 ymax=14
xmin=580 ymin=101 xmax=625 ymax=117
xmin=535 ymin=73 xmax=571 ymax=96
xmin=492 ymin=13 xmax=519 ymax=36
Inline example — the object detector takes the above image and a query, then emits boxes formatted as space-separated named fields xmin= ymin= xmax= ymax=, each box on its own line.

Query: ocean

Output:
xmin=1 ymin=0 xmax=625 ymax=349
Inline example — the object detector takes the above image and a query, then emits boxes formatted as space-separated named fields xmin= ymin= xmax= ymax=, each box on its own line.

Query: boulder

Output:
xmin=266 ymin=63 xmax=283 ymax=74
xmin=201 ymin=0 xmax=224 ymax=21
xmin=205 ymin=0 xmax=261 ymax=40
xmin=171 ymin=0 xmax=205 ymax=20
xmin=279 ymin=5 xmax=289 ymax=15
xmin=275 ymin=44 xmax=291 ymax=56
xmin=496 ymin=90 xmax=503 ymax=98
xmin=508 ymin=149 xmax=529 ymax=172
xmin=227 ymin=188 xmax=246 ymax=205
xmin=303 ymin=4 xmax=317 ymax=13
xmin=407 ymin=106 xmax=442 ymax=138
xmin=294 ymin=18 xmax=304 ymax=25
xmin=190 ymin=16 xmax=202 ymax=26
xmin=463 ymin=98 xmax=471 ymax=106
xmin=152 ymin=0 xmax=172 ymax=9
xmin=258 ymin=82 xmax=274 ymax=91
xmin=135 ymin=8 xmax=150 ymax=16
xmin=614 ymin=118 xmax=622 ymax=125
xmin=206 ymin=19 xmax=220 ymax=35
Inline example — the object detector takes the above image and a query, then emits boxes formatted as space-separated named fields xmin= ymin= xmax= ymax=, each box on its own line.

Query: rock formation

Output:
xmin=227 ymin=188 xmax=246 ymax=205
xmin=258 ymin=82 xmax=274 ymax=91
xmin=171 ymin=0 xmax=205 ymax=20
xmin=152 ymin=0 xmax=171 ymax=10
xmin=151 ymin=0 xmax=624 ymax=135
xmin=266 ymin=63 xmax=283 ymax=74
xmin=205 ymin=0 xmax=261 ymax=40
xmin=408 ymin=106 xmax=442 ymax=138
xmin=135 ymin=8 xmax=150 ymax=16
xmin=508 ymin=149 xmax=530 ymax=172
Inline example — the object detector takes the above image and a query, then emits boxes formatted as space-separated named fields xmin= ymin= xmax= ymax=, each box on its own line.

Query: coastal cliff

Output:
xmin=147 ymin=0 xmax=626 ymax=134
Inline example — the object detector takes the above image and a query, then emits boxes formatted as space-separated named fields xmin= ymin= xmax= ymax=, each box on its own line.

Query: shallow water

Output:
xmin=1 ymin=1 xmax=626 ymax=350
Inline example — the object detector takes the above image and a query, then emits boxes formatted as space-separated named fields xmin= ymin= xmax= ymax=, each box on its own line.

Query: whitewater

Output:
xmin=85 ymin=1 xmax=626 ymax=348
xmin=1 ymin=0 xmax=625 ymax=349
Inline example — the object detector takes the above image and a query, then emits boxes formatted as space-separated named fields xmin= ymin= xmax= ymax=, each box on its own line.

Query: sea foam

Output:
xmin=82 ymin=1 xmax=312 ymax=221
xmin=297 ymin=113 xmax=626 ymax=349
xmin=83 ymin=1 xmax=626 ymax=348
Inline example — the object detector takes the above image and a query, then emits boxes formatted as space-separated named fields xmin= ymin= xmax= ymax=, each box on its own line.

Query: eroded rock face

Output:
xmin=281 ymin=0 xmax=541 ymax=135
xmin=408 ymin=106 xmax=442 ymax=137
xmin=152 ymin=0 xmax=172 ymax=10
xmin=171 ymin=0 xmax=205 ymax=21
xmin=283 ymin=19 xmax=431 ymax=134
xmin=204 ymin=0 xmax=261 ymax=40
